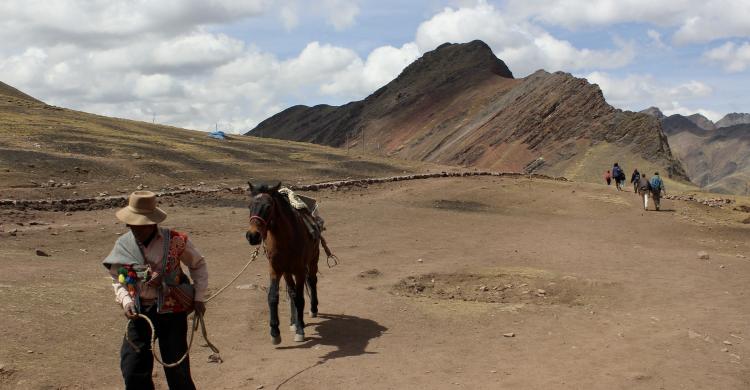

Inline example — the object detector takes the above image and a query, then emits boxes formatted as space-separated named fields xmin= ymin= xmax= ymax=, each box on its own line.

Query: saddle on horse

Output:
xmin=278 ymin=187 xmax=325 ymax=240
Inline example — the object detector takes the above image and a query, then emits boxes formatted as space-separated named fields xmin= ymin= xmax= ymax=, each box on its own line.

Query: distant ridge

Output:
xmin=645 ymin=108 xmax=750 ymax=194
xmin=0 ymin=81 xmax=43 ymax=104
xmin=716 ymin=113 xmax=750 ymax=128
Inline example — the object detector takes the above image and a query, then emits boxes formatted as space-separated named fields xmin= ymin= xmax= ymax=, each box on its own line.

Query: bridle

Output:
xmin=248 ymin=193 xmax=275 ymax=237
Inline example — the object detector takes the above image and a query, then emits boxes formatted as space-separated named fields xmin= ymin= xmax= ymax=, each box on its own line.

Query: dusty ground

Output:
xmin=1 ymin=176 xmax=750 ymax=389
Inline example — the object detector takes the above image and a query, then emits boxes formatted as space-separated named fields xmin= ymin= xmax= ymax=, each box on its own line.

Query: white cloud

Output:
xmin=322 ymin=0 xmax=360 ymax=31
xmin=415 ymin=1 xmax=634 ymax=75
xmin=585 ymin=71 xmax=720 ymax=120
xmin=506 ymin=0 xmax=750 ymax=45
xmin=704 ymin=41 xmax=750 ymax=72
xmin=647 ymin=29 xmax=668 ymax=49
xmin=320 ymin=43 xmax=421 ymax=96
xmin=0 ymin=0 xmax=270 ymax=50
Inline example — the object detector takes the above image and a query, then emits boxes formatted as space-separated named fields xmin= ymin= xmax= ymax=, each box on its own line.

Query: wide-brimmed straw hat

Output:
xmin=115 ymin=191 xmax=167 ymax=225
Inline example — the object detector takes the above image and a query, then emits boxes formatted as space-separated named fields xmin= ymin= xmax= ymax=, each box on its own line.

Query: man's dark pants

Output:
xmin=120 ymin=304 xmax=196 ymax=390
xmin=652 ymin=190 xmax=661 ymax=210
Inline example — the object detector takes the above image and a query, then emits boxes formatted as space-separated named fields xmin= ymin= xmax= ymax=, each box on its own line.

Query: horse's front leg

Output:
xmin=268 ymin=270 xmax=281 ymax=345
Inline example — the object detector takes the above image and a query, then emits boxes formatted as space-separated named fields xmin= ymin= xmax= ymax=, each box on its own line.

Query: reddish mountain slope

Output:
xmin=248 ymin=40 xmax=687 ymax=183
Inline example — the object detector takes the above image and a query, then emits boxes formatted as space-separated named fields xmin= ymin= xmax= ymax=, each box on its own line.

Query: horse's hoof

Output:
xmin=272 ymin=336 xmax=281 ymax=345
xmin=294 ymin=333 xmax=305 ymax=342
xmin=309 ymin=311 xmax=318 ymax=318
xmin=290 ymin=325 xmax=297 ymax=332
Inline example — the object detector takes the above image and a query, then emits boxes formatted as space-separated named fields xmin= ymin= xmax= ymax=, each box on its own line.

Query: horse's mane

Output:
xmin=252 ymin=183 xmax=298 ymax=221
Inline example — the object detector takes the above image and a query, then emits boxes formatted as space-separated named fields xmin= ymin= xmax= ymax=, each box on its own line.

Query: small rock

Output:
xmin=730 ymin=353 xmax=741 ymax=360
xmin=737 ymin=254 xmax=746 ymax=259
xmin=719 ymin=265 xmax=725 ymax=269
xmin=417 ymin=258 xmax=423 ymax=263
xmin=536 ymin=289 xmax=546 ymax=295
xmin=478 ymin=285 xmax=488 ymax=292
xmin=721 ymin=348 xmax=729 ymax=352
xmin=687 ymin=330 xmax=702 ymax=339
xmin=236 ymin=284 xmax=256 ymax=290
xmin=697 ymin=251 xmax=710 ymax=260
xmin=490 ymin=370 xmax=497 ymax=373
xmin=503 ymin=332 xmax=515 ymax=338
xmin=723 ymin=340 xmax=733 ymax=346
xmin=256 ymin=385 xmax=264 ymax=389
xmin=26 ymin=350 xmax=33 ymax=354
xmin=35 ymin=249 xmax=50 ymax=257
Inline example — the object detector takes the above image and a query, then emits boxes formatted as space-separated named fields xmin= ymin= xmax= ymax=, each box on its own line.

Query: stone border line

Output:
xmin=0 ymin=171 xmax=564 ymax=211
xmin=0 ymin=170 xmax=736 ymax=211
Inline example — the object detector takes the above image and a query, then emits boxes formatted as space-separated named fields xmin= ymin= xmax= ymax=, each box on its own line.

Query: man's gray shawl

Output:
xmin=102 ymin=231 xmax=145 ymax=267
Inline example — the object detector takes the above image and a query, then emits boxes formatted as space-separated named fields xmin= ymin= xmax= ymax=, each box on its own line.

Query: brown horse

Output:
xmin=246 ymin=182 xmax=320 ymax=344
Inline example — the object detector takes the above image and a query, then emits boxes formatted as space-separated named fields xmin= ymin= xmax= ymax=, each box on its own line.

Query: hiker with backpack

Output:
xmin=612 ymin=163 xmax=625 ymax=191
xmin=649 ymin=172 xmax=666 ymax=211
xmin=630 ymin=169 xmax=641 ymax=194
xmin=637 ymin=173 xmax=651 ymax=210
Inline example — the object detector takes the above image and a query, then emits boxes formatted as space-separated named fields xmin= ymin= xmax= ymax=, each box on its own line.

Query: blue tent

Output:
xmin=208 ymin=130 xmax=227 ymax=140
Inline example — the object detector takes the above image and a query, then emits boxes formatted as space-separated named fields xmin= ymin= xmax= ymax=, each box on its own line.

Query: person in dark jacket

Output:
xmin=637 ymin=174 xmax=651 ymax=210
xmin=649 ymin=172 xmax=666 ymax=211
xmin=630 ymin=169 xmax=641 ymax=194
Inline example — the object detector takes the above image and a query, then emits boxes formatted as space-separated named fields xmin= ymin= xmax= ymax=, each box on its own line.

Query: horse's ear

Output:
xmin=270 ymin=181 xmax=281 ymax=193
xmin=247 ymin=181 xmax=255 ymax=195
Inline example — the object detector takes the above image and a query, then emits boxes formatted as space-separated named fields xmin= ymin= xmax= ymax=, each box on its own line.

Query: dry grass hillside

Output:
xmin=0 ymin=85 xmax=443 ymax=200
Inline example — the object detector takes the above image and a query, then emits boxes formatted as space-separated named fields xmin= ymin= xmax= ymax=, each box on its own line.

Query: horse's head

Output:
xmin=246 ymin=181 xmax=281 ymax=245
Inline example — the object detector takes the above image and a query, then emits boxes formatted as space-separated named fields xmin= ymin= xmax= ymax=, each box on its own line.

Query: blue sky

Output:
xmin=1 ymin=0 xmax=749 ymax=131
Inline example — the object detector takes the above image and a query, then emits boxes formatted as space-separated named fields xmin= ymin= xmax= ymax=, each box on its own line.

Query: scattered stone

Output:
xmin=8 ymin=229 xmax=17 ymax=237
xmin=256 ymin=385 xmax=264 ymax=390
xmin=478 ymin=285 xmax=488 ymax=292
xmin=737 ymin=254 xmax=746 ymax=259
xmin=723 ymin=340 xmax=733 ymax=346
xmin=721 ymin=348 xmax=729 ymax=352
xmin=687 ymin=330 xmax=702 ymax=339
xmin=536 ymin=289 xmax=546 ymax=295
xmin=697 ymin=251 xmax=710 ymax=260
xmin=35 ymin=249 xmax=50 ymax=257
xmin=730 ymin=334 xmax=743 ymax=340
xmin=358 ymin=269 xmax=382 ymax=278
xmin=236 ymin=284 xmax=256 ymax=290
xmin=730 ymin=353 xmax=741 ymax=360
xmin=503 ymin=333 xmax=515 ymax=338
xmin=417 ymin=258 xmax=423 ymax=263
xmin=136 ymin=184 xmax=144 ymax=190
xmin=719 ymin=265 xmax=725 ymax=269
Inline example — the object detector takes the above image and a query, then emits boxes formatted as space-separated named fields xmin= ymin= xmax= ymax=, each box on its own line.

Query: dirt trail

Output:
xmin=1 ymin=176 xmax=749 ymax=389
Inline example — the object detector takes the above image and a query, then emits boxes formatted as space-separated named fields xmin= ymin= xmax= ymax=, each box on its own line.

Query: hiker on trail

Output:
xmin=612 ymin=163 xmax=625 ymax=191
xmin=649 ymin=172 xmax=666 ymax=211
xmin=102 ymin=191 xmax=208 ymax=390
xmin=637 ymin=173 xmax=652 ymax=210
xmin=604 ymin=170 xmax=612 ymax=186
xmin=631 ymin=169 xmax=641 ymax=193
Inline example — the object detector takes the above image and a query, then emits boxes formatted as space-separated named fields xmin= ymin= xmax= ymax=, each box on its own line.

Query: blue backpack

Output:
xmin=650 ymin=176 xmax=663 ymax=192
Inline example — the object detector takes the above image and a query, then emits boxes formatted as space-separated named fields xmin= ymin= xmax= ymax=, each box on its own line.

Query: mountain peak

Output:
xmin=640 ymin=106 xmax=665 ymax=120
xmin=399 ymin=40 xmax=514 ymax=82
xmin=686 ymin=113 xmax=716 ymax=131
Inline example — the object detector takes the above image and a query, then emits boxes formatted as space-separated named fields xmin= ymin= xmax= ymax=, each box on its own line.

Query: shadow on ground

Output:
xmin=277 ymin=313 xmax=387 ymax=361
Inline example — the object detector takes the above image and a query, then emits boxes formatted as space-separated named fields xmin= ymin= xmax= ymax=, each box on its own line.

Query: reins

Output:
xmin=125 ymin=246 xmax=261 ymax=367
